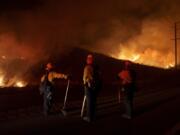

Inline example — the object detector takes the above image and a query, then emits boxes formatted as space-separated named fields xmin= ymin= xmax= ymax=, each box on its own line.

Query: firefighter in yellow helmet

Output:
xmin=40 ymin=62 xmax=68 ymax=116
xmin=118 ymin=61 xmax=137 ymax=119
xmin=82 ymin=54 xmax=102 ymax=122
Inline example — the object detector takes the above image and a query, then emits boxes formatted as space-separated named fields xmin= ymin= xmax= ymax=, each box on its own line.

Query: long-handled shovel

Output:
xmin=81 ymin=95 xmax=87 ymax=117
xmin=61 ymin=79 xmax=70 ymax=116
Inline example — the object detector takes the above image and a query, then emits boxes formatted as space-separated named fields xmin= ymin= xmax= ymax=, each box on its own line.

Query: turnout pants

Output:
xmin=122 ymin=85 xmax=134 ymax=117
xmin=43 ymin=86 xmax=53 ymax=115
xmin=84 ymin=86 xmax=97 ymax=120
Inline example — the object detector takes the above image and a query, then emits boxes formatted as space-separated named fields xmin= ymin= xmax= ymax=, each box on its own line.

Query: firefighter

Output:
xmin=83 ymin=54 xmax=101 ymax=122
xmin=40 ymin=62 xmax=68 ymax=116
xmin=118 ymin=61 xmax=137 ymax=119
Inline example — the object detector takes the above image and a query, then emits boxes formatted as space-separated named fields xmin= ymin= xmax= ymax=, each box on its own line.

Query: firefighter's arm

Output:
xmin=83 ymin=66 xmax=93 ymax=87
xmin=52 ymin=72 xmax=68 ymax=79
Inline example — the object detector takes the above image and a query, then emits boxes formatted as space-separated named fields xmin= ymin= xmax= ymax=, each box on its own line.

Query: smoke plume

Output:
xmin=0 ymin=0 xmax=180 ymax=86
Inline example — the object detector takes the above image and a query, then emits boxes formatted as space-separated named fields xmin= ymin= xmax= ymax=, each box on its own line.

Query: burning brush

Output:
xmin=0 ymin=73 xmax=27 ymax=88
xmin=0 ymin=56 xmax=28 ymax=88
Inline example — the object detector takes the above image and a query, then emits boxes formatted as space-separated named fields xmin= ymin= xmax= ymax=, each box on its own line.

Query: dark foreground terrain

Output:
xmin=0 ymin=69 xmax=180 ymax=135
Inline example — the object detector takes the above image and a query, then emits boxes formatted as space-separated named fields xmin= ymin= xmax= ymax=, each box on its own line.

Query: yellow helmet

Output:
xmin=86 ymin=54 xmax=93 ymax=64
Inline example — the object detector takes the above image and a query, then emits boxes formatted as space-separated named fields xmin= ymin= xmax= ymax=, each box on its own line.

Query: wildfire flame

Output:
xmin=0 ymin=73 xmax=27 ymax=88
xmin=110 ymin=20 xmax=175 ymax=69
xmin=0 ymin=76 xmax=5 ymax=87
xmin=0 ymin=57 xmax=28 ymax=88
xmin=15 ymin=81 xmax=27 ymax=88
xmin=112 ymin=46 xmax=174 ymax=69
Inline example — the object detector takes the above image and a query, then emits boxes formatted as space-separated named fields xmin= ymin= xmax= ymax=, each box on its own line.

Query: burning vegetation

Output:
xmin=0 ymin=72 xmax=27 ymax=88
xmin=0 ymin=56 xmax=28 ymax=88
xmin=109 ymin=19 xmax=176 ymax=69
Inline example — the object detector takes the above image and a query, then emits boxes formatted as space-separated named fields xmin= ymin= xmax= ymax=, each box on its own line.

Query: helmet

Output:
xmin=46 ymin=62 xmax=53 ymax=70
xmin=86 ymin=54 xmax=93 ymax=64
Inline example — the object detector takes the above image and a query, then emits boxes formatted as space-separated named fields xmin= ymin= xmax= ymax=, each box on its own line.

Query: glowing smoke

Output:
xmin=0 ymin=0 xmax=180 ymax=87
xmin=110 ymin=19 xmax=175 ymax=68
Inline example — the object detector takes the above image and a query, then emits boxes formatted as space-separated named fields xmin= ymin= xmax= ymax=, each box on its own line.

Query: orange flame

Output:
xmin=110 ymin=19 xmax=175 ymax=69
xmin=111 ymin=46 xmax=174 ymax=69
xmin=15 ymin=81 xmax=27 ymax=88
xmin=0 ymin=65 xmax=27 ymax=88
xmin=0 ymin=75 xmax=27 ymax=88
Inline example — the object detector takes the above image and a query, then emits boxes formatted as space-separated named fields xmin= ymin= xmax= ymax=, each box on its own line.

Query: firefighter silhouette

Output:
xmin=118 ymin=61 xmax=137 ymax=119
xmin=82 ymin=54 xmax=102 ymax=122
xmin=40 ymin=63 xmax=68 ymax=116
